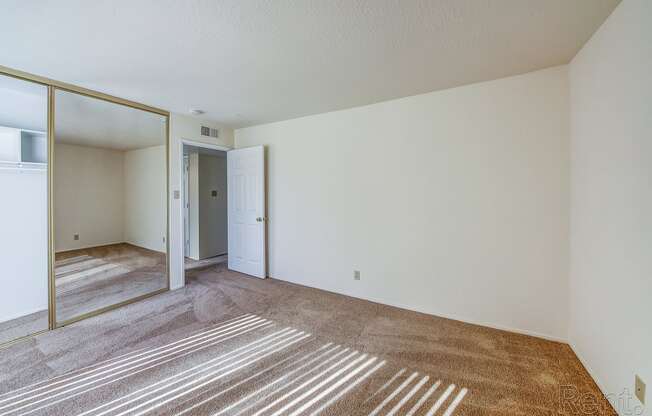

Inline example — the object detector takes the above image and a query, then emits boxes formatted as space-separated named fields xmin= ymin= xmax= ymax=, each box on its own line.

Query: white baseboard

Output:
xmin=363 ymin=296 xmax=567 ymax=343
xmin=568 ymin=340 xmax=608 ymax=395
xmin=55 ymin=241 xmax=126 ymax=253
xmin=124 ymin=240 xmax=166 ymax=254
xmin=56 ymin=241 xmax=165 ymax=254
xmin=0 ymin=306 xmax=47 ymax=324
xmin=269 ymin=274 xmax=568 ymax=343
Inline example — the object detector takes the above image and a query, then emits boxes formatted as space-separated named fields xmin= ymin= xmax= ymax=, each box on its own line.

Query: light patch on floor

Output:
xmin=0 ymin=314 xmax=468 ymax=416
xmin=1 ymin=264 xmax=611 ymax=415
xmin=537 ymin=372 xmax=558 ymax=386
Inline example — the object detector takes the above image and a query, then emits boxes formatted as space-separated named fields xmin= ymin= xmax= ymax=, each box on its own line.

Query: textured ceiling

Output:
xmin=0 ymin=75 xmax=165 ymax=151
xmin=0 ymin=74 xmax=47 ymax=132
xmin=55 ymin=90 xmax=166 ymax=151
xmin=0 ymin=0 xmax=619 ymax=128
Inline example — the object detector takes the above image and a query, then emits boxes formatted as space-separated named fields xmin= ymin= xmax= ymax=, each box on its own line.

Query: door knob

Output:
xmin=256 ymin=217 xmax=264 ymax=222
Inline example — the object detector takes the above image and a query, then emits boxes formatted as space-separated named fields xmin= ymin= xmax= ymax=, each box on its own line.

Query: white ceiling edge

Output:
xmin=53 ymin=89 xmax=166 ymax=151
xmin=233 ymin=63 xmax=575 ymax=132
xmin=0 ymin=0 xmax=620 ymax=129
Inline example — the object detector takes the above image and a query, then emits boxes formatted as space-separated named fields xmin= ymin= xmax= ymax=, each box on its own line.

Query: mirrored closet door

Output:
xmin=53 ymin=89 xmax=168 ymax=324
xmin=0 ymin=74 xmax=49 ymax=344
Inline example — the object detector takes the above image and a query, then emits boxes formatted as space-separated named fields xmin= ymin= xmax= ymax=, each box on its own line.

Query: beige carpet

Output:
xmin=185 ymin=254 xmax=228 ymax=271
xmin=0 ymin=243 xmax=167 ymax=344
xmin=0 ymin=263 xmax=616 ymax=415
xmin=55 ymin=243 xmax=167 ymax=322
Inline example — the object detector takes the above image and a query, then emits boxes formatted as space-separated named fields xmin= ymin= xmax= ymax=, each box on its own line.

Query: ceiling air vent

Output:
xmin=200 ymin=126 xmax=219 ymax=138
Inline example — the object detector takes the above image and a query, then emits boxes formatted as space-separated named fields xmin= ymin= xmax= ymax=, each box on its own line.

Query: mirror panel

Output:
xmin=54 ymin=89 xmax=167 ymax=324
xmin=0 ymin=74 xmax=49 ymax=344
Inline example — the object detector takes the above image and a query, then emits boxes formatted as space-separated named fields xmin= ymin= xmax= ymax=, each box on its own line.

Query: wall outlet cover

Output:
xmin=73 ymin=234 xmax=79 ymax=241
xmin=353 ymin=270 xmax=360 ymax=280
xmin=635 ymin=374 xmax=646 ymax=405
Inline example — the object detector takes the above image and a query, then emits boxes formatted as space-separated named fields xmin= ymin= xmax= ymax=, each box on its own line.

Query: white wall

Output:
xmin=569 ymin=0 xmax=651 ymax=414
xmin=124 ymin=145 xmax=167 ymax=253
xmin=55 ymin=143 xmax=124 ymax=252
xmin=236 ymin=66 xmax=570 ymax=341
xmin=198 ymin=154 xmax=228 ymax=258
xmin=55 ymin=143 xmax=167 ymax=254
xmin=169 ymin=113 xmax=234 ymax=289
xmin=0 ymin=167 xmax=48 ymax=323
xmin=184 ymin=152 xmax=228 ymax=260
xmin=0 ymin=126 xmax=21 ymax=161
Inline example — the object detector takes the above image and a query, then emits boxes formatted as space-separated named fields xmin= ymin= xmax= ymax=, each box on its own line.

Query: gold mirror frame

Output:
xmin=0 ymin=65 xmax=170 ymax=345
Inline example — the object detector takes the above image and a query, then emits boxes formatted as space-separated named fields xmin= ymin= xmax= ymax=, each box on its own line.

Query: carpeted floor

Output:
xmin=0 ymin=311 xmax=48 ymax=347
xmin=185 ymin=254 xmax=229 ymax=272
xmin=0 ymin=263 xmax=615 ymax=415
xmin=0 ymin=243 xmax=168 ymax=344
xmin=55 ymin=243 xmax=168 ymax=322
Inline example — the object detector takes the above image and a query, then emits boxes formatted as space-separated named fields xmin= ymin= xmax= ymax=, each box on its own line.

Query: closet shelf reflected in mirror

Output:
xmin=0 ymin=126 xmax=47 ymax=171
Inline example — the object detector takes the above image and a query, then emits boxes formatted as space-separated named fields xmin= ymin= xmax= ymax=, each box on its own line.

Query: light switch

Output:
xmin=173 ymin=190 xmax=180 ymax=199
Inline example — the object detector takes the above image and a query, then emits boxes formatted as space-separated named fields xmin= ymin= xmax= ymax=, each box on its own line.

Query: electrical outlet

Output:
xmin=353 ymin=270 xmax=360 ymax=280
xmin=73 ymin=234 xmax=79 ymax=241
xmin=635 ymin=374 xmax=646 ymax=405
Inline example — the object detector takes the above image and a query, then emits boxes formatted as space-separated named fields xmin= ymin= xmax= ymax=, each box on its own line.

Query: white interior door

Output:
xmin=227 ymin=145 xmax=266 ymax=278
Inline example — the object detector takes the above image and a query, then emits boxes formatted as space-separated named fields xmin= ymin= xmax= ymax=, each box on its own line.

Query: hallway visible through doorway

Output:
xmin=182 ymin=144 xmax=228 ymax=274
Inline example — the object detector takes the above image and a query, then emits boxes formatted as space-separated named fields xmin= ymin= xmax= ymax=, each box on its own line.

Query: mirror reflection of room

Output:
xmin=0 ymin=74 xmax=49 ymax=345
xmin=182 ymin=144 xmax=228 ymax=276
xmin=54 ymin=90 xmax=167 ymax=323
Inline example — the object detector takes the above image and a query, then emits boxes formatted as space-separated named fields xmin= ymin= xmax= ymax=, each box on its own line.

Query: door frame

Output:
xmin=183 ymin=154 xmax=190 ymax=257
xmin=178 ymin=139 xmax=231 ymax=285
